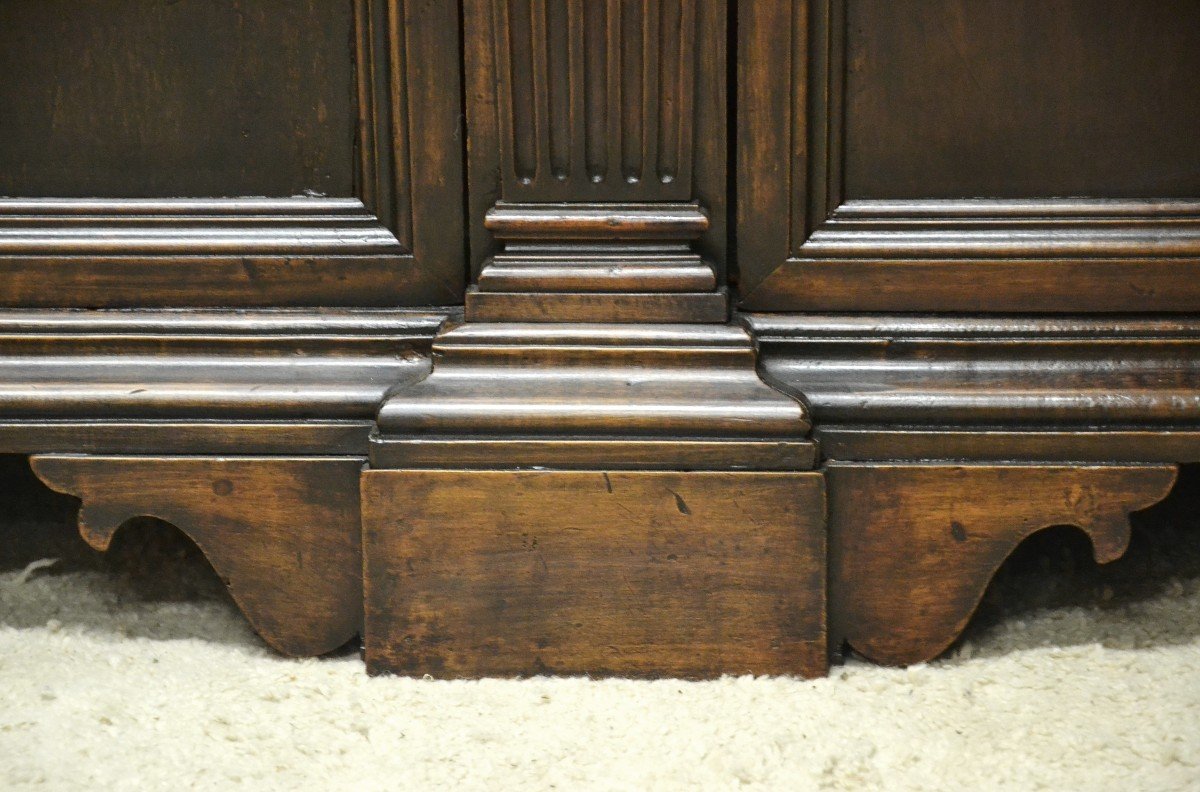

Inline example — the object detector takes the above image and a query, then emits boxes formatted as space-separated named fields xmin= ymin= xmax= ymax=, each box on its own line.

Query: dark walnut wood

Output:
xmin=463 ymin=0 xmax=727 ymax=322
xmin=841 ymin=3 xmax=1200 ymax=200
xmin=817 ymin=430 xmax=1200 ymax=466
xmin=749 ymin=313 xmax=1200 ymax=465
xmin=467 ymin=203 xmax=727 ymax=323
xmin=371 ymin=322 xmax=811 ymax=471
xmin=752 ymin=314 xmax=1200 ymax=427
xmin=752 ymin=312 xmax=1200 ymax=669
xmin=465 ymin=0 xmax=727 ymax=271
xmin=0 ymin=1 xmax=1198 ymax=682
xmin=363 ymin=1 xmax=832 ymax=680
xmin=0 ymin=0 xmax=465 ymax=307
xmin=827 ymin=464 xmax=1179 ymax=667
xmin=737 ymin=0 xmax=1200 ymax=311
xmin=0 ymin=1 xmax=355 ymax=199
xmin=0 ymin=307 xmax=445 ymax=456
xmin=31 ymin=456 xmax=365 ymax=657
xmin=364 ymin=470 xmax=827 ymax=679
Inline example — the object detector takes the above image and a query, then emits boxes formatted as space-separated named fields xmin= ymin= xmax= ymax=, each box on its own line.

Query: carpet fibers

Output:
xmin=2 ymin=555 xmax=1198 ymax=791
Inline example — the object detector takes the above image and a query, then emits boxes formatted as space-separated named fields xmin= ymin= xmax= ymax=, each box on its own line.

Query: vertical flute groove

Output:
xmin=674 ymin=0 xmax=696 ymax=191
xmin=656 ymin=0 xmax=678 ymax=184
xmin=546 ymin=0 xmax=571 ymax=181
xmin=641 ymin=0 xmax=661 ymax=186
xmin=386 ymin=0 xmax=412 ymax=243
xmin=621 ymin=1 xmax=644 ymax=183
xmin=483 ymin=0 xmax=703 ymax=200
xmin=530 ymin=0 xmax=551 ymax=181
xmin=494 ymin=0 xmax=532 ymax=184
xmin=605 ymin=0 xmax=623 ymax=185
xmin=566 ymin=0 xmax=587 ymax=184
xmin=583 ymin=0 xmax=607 ymax=182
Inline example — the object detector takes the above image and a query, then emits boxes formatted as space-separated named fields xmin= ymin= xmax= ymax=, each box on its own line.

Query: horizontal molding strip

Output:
xmin=484 ymin=202 xmax=710 ymax=240
xmin=832 ymin=199 xmax=1200 ymax=220
xmin=745 ymin=314 xmax=1200 ymax=340
xmin=750 ymin=313 xmax=1200 ymax=428
xmin=0 ymin=197 xmax=371 ymax=217
xmin=0 ymin=307 xmax=450 ymax=337
xmin=802 ymin=226 xmax=1200 ymax=259
xmin=0 ymin=198 xmax=403 ymax=255
xmin=0 ymin=307 xmax=446 ymax=423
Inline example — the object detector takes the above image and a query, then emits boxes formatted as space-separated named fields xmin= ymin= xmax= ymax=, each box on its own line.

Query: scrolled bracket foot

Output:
xmin=828 ymin=463 xmax=1180 ymax=666
xmin=30 ymin=455 xmax=364 ymax=657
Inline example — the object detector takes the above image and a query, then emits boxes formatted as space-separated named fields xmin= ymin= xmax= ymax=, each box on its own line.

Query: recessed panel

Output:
xmin=844 ymin=0 xmax=1200 ymax=199
xmin=0 ymin=0 xmax=354 ymax=198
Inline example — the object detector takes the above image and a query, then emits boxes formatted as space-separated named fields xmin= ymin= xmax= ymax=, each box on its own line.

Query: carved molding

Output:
xmin=750 ymin=313 xmax=1200 ymax=430
xmin=0 ymin=198 xmax=400 ymax=257
xmin=487 ymin=0 xmax=699 ymax=202
xmin=737 ymin=0 xmax=1200 ymax=310
xmin=355 ymin=0 xmax=464 ymax=260
xmin=466 ymin=0 xmax=727 ymax=276
xmin=372 ymin=322 xmax=813 ymax=470
xmin=31 ymin=455 xmax=365 ymax=657
xmin=0 ymin=0 xmax=464 ymax=307
xmin=466 ymin=201 xmax=725 ymax=322
xmin=462 ymin=1 xmax=727 ymax=322
xmin=827 ymin=463 xmax=1180 ymax=666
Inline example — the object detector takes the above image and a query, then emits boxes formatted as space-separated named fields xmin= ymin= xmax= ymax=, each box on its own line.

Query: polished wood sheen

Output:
xmin=1 ymin=2 xmax=1198 ymax=679
xmin=737 ymin=0 xmax=1200 ymax=311
xmin=462 ymin=0 xmax=728 ymax=324
xmin=0 ymin=308 xmax=441 ymax=455
xmin=364 ymin=470 xmax=827 ymax=678
xmin=0 ymin=0 xmax=465 ymax=307
xmin=827 ymin=464 xmax=1179 ymax=666
xmin=465 ymin=0 xmax=727 ymax=274
xmin=465 ymin=202 xmax=727 ymax=323
xmin=751 ymin=314 xmax=1200 ymax=428
xmin=31 ymin=456 xmax=365 ymax=657
xmin=372 ymin=322 xmax=810 ymax=469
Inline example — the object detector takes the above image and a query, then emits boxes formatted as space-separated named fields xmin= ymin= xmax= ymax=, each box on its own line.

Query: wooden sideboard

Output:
xmin=4 ymin=0 xmax=1198 ymax=678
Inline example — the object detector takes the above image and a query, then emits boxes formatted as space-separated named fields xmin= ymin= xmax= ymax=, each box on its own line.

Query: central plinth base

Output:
xmin=362 ymin=469 xmax=827 ymax=679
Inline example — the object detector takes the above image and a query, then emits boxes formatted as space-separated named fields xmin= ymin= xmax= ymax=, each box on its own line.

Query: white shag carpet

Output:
xmin=2 ymin=563 xmax=1199 ymax=791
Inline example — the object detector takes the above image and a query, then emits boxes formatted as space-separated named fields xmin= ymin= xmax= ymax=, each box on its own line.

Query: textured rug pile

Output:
xmin=2 ymin=481 xmax=1200 ymax=789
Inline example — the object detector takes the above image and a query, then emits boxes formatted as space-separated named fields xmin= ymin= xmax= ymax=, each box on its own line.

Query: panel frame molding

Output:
xmin=0 ymin=0 xmax=464 ymax=307
xmin=737 ymin=0 xmax=1200 ymax=311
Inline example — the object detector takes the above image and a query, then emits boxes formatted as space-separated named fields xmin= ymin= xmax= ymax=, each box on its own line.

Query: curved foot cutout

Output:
xmin=30 ymin=455 xmax=363 ymax=657
xmin=828 ymin=463 xmax=1179 ymax=666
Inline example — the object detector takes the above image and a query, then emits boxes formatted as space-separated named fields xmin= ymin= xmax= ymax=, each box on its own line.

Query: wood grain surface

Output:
xmin=373 ymin=322 xmax=811 ymax=471
xmin=828 ymin=464 xmax=1180 ymax=666
xmin=364 ymin=470 xmax=827 ymax=679
xmin=751 ymin=313 xmax=1200 ymax=429
xmin=465 ymin=0 xmax=727 ymax=275
xmin=31 ymin=455 xmax=365 ymax=657
xmin=737 ymin=0 xmax=1200 ymax=311
xmin=0 ymin=0 xmax=466 ymax=307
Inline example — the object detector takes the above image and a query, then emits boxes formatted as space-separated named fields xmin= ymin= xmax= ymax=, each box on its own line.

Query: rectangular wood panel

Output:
xmin=364 ymin=470 xmax=827 ymax=679
xmin=843 ymin=0 xmax=1200 ymax=200
xmin=0 ymin=0 xmax=465 ymax=308
xmin=0 ymin=0 xmax=355 ymax=199
xmin=737 ymin=0 xmax=1200 ymax=312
